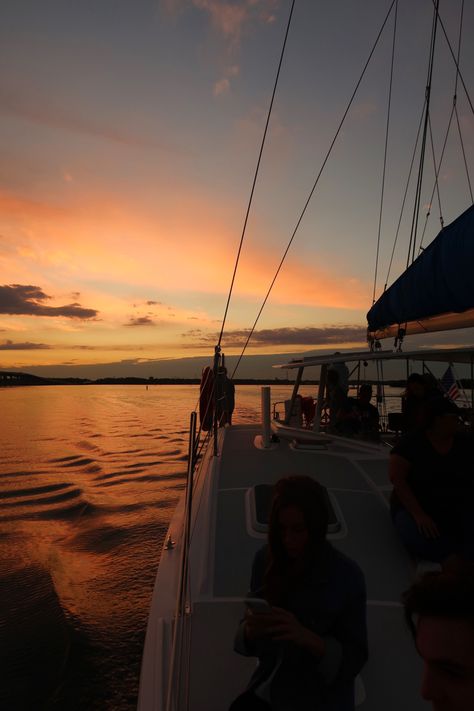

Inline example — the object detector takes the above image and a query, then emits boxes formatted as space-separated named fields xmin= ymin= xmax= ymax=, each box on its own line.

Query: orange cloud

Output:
xmin=165 ymin=1 xmax=279 ymax=47
xmin=213 ymin=64 xmax=240 ymax=96
xmin=0 ymin=189 xmax=68 ymax=221
xmin=194 ymin=0 xmax=247 ymax=45
xmin=0 ymin=185 xmax=370 ymax=315
xmin=214 ymin=78 xmax=230 ymax=96
xmin=229 ymin=248 xmax=369 ymax=310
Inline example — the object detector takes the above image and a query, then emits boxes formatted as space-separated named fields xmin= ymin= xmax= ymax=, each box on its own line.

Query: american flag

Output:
xmin=441 ymin=365 xmax=460 ymax=401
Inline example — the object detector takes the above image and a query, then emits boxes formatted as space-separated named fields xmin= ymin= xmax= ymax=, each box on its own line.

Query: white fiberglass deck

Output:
xmin=206 ymin=424 xmax=428 ymax=709
xmin=139 ymin=423 xmax=430 ymax=710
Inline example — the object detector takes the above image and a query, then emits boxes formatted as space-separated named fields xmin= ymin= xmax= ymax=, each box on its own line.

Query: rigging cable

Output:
xmin=455 ymin=106 xmax=474 ymax=203
xmin=431 ymin=0 xmax=474 ymax=117
xmin=372 ymin=0 xmax=398 ymax=305
xmin=383 ymin=99 xmax=426 ymax=289
xmin=406 ymin=0 xmax=439 ymax=268
xmin=231 ymin=0 xmax=397 ymax=379
xmin=418 ymin=111 xmax=449 ymax=248
xmin=419 ymin=0 xmax=471 ymax=250
xmin=428 ymin=113 xmax=444 ymax=227
xmin=452 ymin=0 xmax=473 ymax=203
xmin=216 ymin=0 xmax=296 ymax=349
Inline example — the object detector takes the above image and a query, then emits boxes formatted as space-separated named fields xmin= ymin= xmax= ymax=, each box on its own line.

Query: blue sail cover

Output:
xmin=367 ymin=204 xmax=474 ymax=339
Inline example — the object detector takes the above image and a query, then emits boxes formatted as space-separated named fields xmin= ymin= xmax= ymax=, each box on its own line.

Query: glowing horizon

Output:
xmin=1 ymin=1 xmax=473 ymax=376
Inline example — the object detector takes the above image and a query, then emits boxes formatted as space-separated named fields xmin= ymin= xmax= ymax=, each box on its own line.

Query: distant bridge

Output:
xmin=0 ymin=371 xmax=45 ymax=387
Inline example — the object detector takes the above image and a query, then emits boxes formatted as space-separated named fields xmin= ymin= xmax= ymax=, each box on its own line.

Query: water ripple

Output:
xmin=1 ymin=487 xmax=82 ymax=508
xmin=0 ymin=383 xmax=221 ymax=709
xmin=49 ymin=455 xmax=82 ymax=463
xmin=59 ymin=457 xmax=96 ymax=468
xmin=0 ymin=483 xmax=71 ymax=498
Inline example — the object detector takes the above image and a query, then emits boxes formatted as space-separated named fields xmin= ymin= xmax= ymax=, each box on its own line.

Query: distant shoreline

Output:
xmin=2 ymin=370 xmax=473 ymax=389
xmin=0 ymin=371 xmax=440 ymax=388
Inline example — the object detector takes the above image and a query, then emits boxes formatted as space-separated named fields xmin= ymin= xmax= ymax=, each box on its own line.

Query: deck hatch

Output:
xmin=248 ymin=483 xmax=341 ymax=534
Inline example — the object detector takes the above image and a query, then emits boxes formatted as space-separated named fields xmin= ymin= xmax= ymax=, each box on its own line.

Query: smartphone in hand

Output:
xmin=244 ymin=597 xmax=271 ymax=613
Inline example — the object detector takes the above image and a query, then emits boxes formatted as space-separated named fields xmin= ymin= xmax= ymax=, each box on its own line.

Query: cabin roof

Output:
xmin=273 ymin=346 xmax=474 ymax=370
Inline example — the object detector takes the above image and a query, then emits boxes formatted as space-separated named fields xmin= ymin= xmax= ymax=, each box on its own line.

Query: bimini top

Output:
xmin=274 ymin=346 xmax=474 ymax=370
xmin=367 ymin=204 xmax=474 ymax=340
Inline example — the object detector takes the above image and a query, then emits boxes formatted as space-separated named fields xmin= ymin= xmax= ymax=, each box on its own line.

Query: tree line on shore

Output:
xmin=1 ymin=371 xmax=473 ymax=388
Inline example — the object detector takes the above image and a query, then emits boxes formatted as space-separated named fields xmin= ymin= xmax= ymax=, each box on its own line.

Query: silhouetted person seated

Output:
xmin=325 ymin=369 xmax=353 ymax=435
xmin=300 ymin=396 xmax=316 ymax=428
xmin=389 ymin=397 xmax=474 ymax=569
xmin=216 ymin=367 xmax=235 ymax=427
xmin=352 ymin=384 xmax=380 ymax=440
xmin=230 ymin=476 xmax=368 ymax=711
xmin=402 ymin=565 xmax=474 ymax=711
xmin=401 ymin=372 xmax=442 ymax=433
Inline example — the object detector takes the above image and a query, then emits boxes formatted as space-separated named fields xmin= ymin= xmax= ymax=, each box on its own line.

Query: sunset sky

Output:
xmin=1 ymin=0 xmax=473 ymax=377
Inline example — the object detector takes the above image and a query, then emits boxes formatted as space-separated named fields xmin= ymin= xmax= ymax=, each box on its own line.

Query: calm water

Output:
xmin=0 ymin=384 xmax=401 ymax=710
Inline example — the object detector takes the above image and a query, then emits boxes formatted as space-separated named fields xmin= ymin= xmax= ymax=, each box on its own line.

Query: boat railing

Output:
xmin=164 ymin=408 xmax=220 ymax=711
xmin=165 ymin=410 xmax=201 ymax=711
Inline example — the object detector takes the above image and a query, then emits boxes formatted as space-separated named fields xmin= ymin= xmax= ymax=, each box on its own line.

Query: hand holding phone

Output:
xmin=244 ymin=597 xmax=271 ymax=613
xmin=244 ymin=598 xmax=272 ymax=642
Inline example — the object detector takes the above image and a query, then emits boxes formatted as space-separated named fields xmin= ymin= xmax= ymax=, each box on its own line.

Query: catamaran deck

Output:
xmin=139 ymin=422 xmax=430 ymax=710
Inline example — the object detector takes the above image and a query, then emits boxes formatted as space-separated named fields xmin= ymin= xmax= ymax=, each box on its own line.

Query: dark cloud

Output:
xmin=146 ymin=300 xmax=162 ymax=306
xmin=0 ymin=284 xmax=98 ymax=319
xmin=182 ymin=325 xmax=367 ymax=348
xmin=0 ymin=339 xmax=51 ymax=350
xmin=125 ymin=316 xmax=156 ymax=327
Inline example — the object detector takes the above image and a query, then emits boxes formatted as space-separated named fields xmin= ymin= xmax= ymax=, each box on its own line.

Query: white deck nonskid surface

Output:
xmin=203 ymin=424 xmax=429 ymax=710
xmin=213 ymin=425 xmax=413 ymax=599
xmin=139 ymin=423 xmax=430 ymax=710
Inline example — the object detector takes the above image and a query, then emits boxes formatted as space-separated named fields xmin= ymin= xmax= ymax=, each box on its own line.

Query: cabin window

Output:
xmin=246 ymin=483 xmax=343 ymax=536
